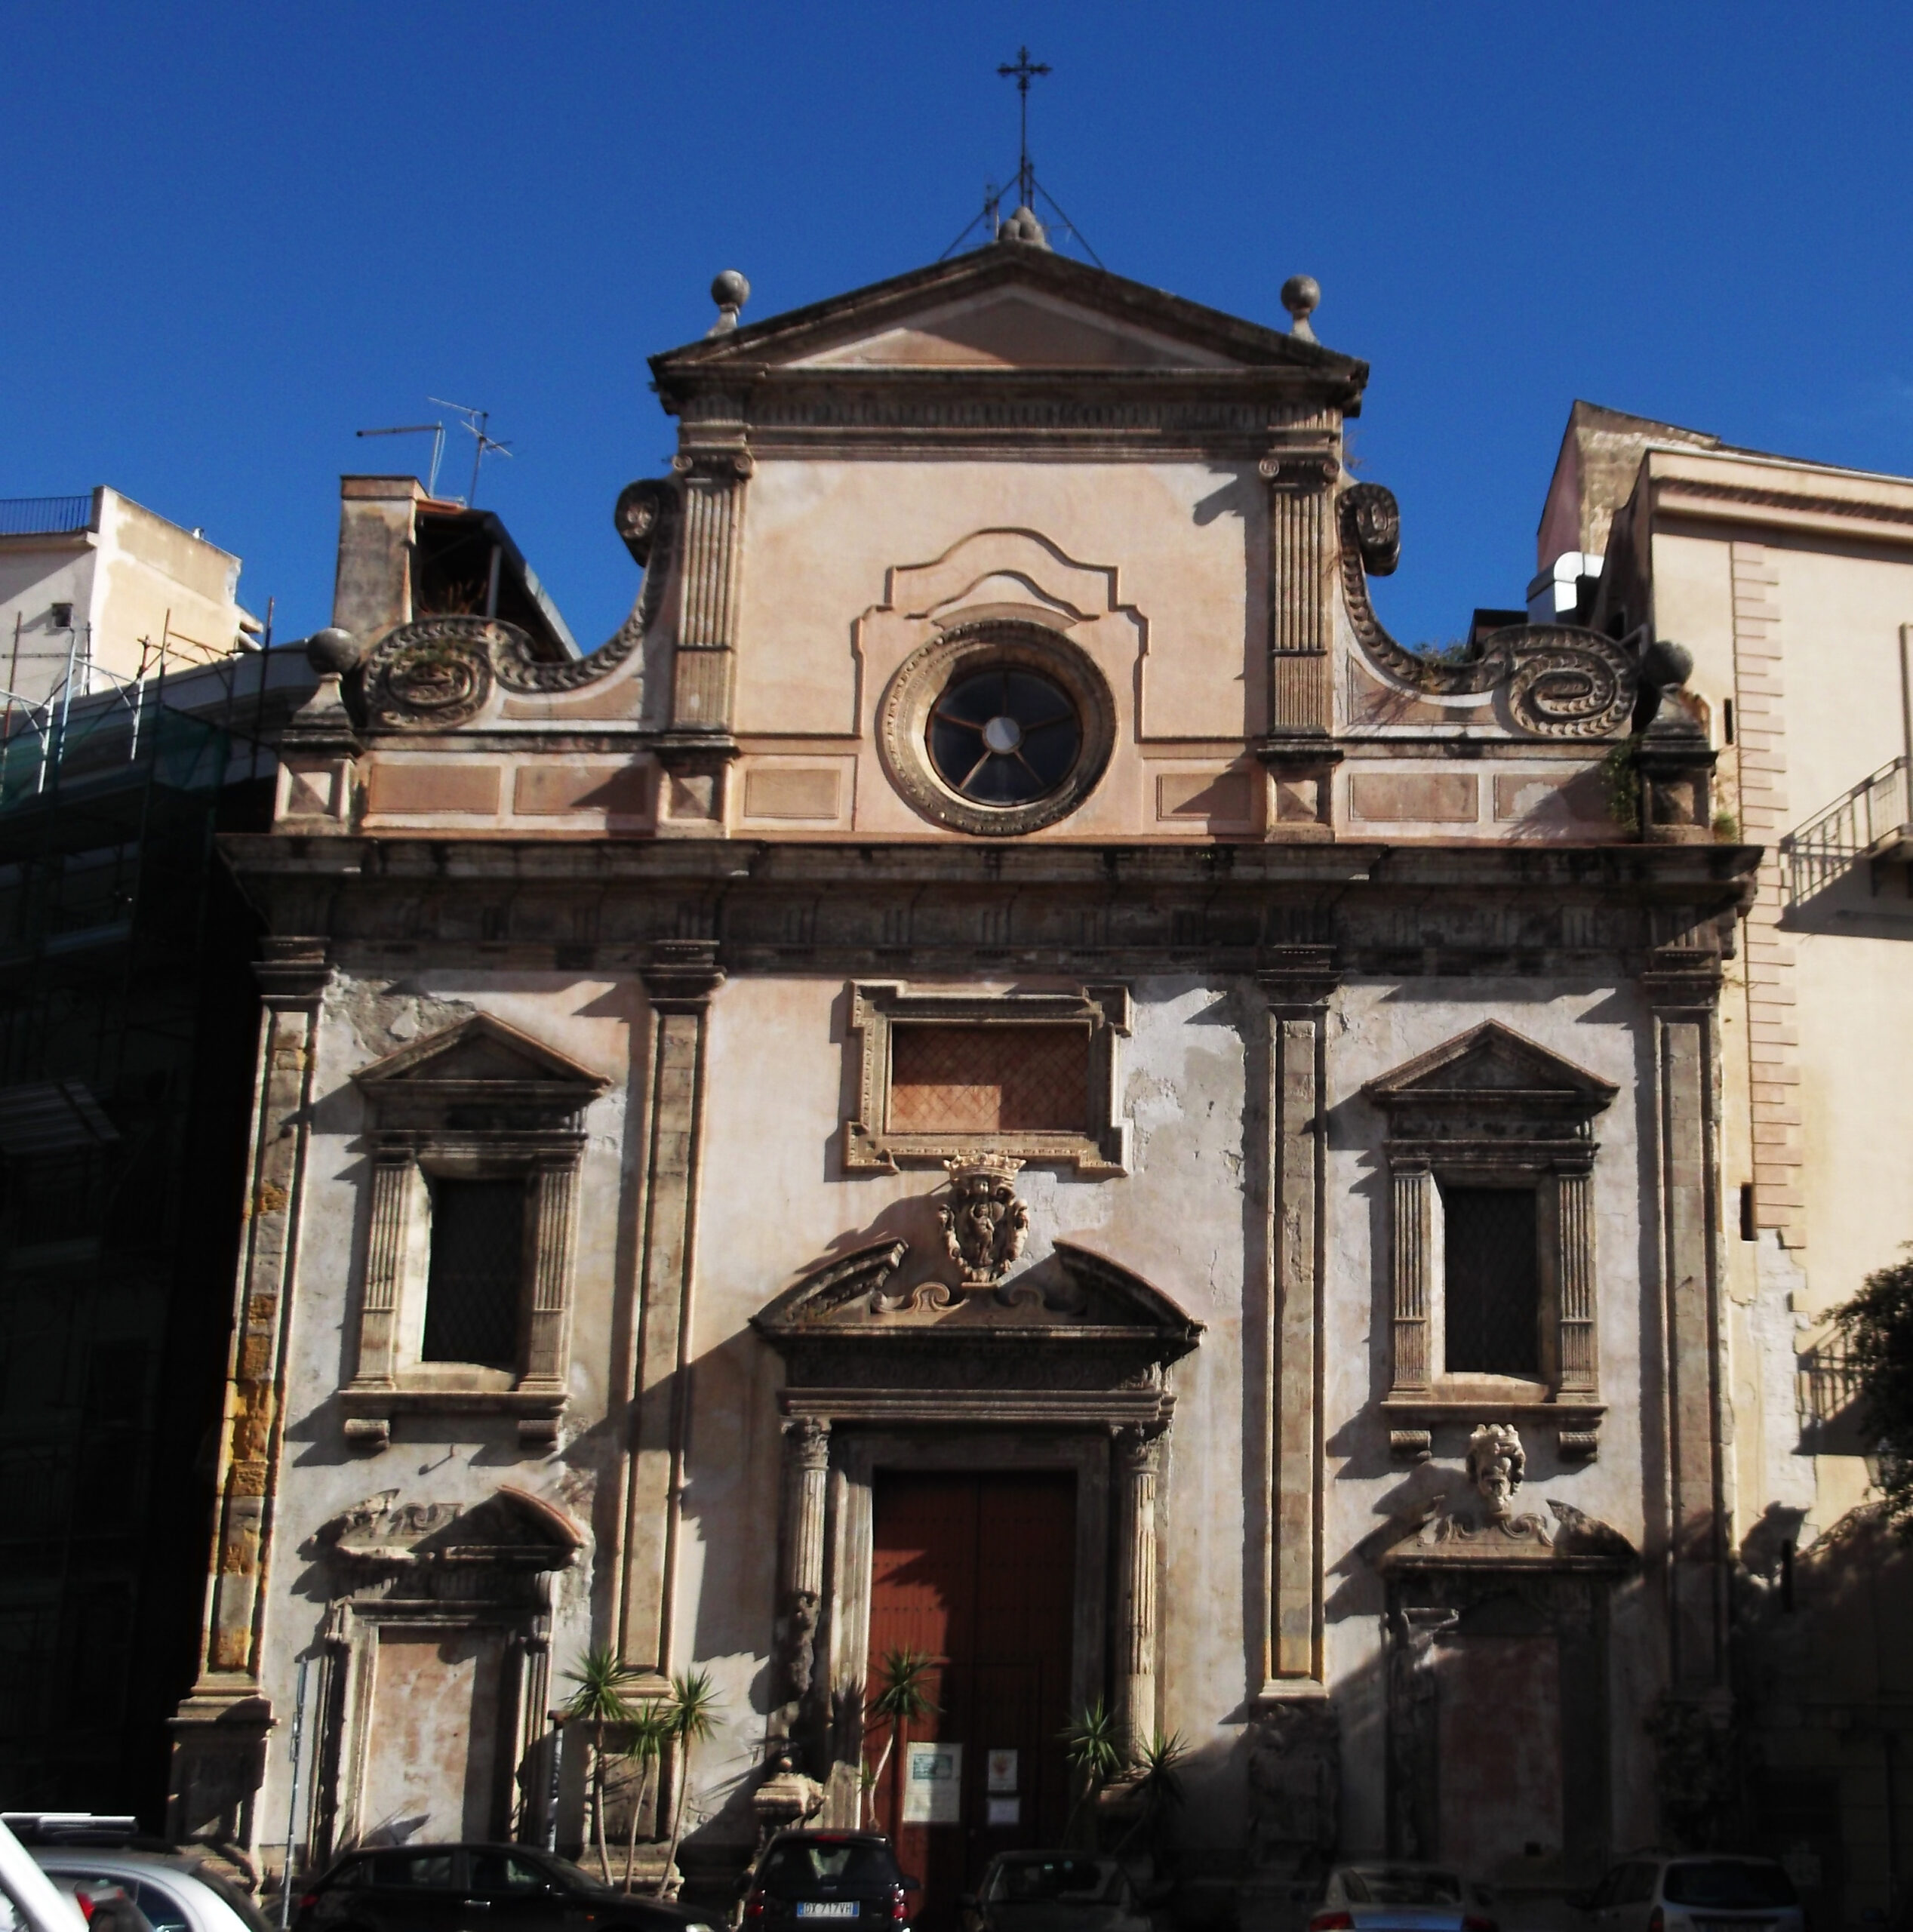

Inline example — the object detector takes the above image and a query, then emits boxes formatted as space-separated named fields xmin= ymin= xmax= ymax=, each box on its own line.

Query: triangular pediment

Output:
xmin=653 ymin=245 xmax=1367 ymax=385
xmin=327 ymin=1484 xmax=585 ymax=1568
xmin=1363 ymin=1022 xmax=1617 ymax=1109
xmin=352 ymin=1013 xmax=608 ymax=1094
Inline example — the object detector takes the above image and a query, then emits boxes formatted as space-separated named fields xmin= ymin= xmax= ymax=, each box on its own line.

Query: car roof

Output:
xmin=766 ymin=1832 xmax=890 ymax=1844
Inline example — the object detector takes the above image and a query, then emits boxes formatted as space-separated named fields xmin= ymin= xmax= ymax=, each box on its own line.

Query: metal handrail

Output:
xmin=1778 ymin=752 xmax=1912 ymax=903
xmin=0 ymin=496 xmax=94 ymax=538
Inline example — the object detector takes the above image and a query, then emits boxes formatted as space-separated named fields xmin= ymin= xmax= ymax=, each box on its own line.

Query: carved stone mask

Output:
xmin=1466 ymin=1422 xmax=1527 ymax=1521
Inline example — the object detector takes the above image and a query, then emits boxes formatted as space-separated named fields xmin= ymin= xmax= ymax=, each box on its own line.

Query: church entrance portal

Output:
xmin=867 ymin=1472 xmax=1076 ymax=1928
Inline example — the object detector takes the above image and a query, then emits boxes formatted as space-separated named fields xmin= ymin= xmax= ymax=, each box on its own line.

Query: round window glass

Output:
xmin=926 ymin=668 xmax=1083 ymax=805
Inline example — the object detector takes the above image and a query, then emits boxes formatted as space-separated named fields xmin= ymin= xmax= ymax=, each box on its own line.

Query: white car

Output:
xmin=25 ymin=1855 xmax=267 ymax=1932
xmin=1307 ymin=1864 xmax=1496 ymax=1932
xmin=1580 ymin=1857 xmax=1803 ymax=1932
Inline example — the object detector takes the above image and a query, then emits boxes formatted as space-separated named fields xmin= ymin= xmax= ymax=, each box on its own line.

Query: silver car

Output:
xmin=26 ymin=1855 xmax=268 ymax=1932
xmin=1581 ymin=1857 xmax=1803 ymax=1932
xmin=1308 ymin=1864 xmax=1497 ymax=1932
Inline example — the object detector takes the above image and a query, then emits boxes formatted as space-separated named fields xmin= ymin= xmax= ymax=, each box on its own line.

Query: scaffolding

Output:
xmin=0 ymin=645 xmax=312 ymax=1817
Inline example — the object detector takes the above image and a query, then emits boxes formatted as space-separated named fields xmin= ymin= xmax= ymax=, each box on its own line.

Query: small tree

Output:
xmin=620 ymin=1701 xmax=672 ymax=1892
xmin=660 ymin=1669 xmax=723 ymax=1900
xmin=1060 ymin=1699 xmax=1124 ymax=1846
xmin=1833 ymin=1251 xmax=1913 ymax=1535
xmin=862 ymin=1649 xmax=938 ymax=1829
xmin=561 ymin=1647 xmax=639 ymax=1883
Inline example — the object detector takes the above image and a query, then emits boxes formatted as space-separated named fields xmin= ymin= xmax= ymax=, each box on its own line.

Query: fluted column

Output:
xmin=1114 ymin=1425 xmax=1163 ymax=1755
xmin=778 ymin=1418 xmax=831 ymax=1714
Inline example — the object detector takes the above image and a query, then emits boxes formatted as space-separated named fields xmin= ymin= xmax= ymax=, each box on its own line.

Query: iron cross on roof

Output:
xmin=997 ymin=45 xmax=1051 ymax=211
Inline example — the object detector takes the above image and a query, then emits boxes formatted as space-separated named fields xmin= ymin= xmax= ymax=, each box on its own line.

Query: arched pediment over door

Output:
xmin=752 ymin=1235 xmax=1203 ymax=1429
xmin=750 ymin=1236 xmax=1203 ymax=1831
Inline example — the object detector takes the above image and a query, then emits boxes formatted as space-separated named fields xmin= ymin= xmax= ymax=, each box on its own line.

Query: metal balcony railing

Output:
xmin=0 ymin=496 xmax=94 ymax=539
xmin=1779 ymin=753 xmax=1913 ymax=904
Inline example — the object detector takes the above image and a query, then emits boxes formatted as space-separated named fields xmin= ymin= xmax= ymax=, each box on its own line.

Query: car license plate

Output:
xmin=796 ymin=1906 xmax=857 ymax=1919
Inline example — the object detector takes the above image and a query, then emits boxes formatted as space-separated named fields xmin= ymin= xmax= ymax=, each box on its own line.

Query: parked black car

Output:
xmin=742 ymin=1832 xmax=919 ymax=1932
xmin=294 ymin=1844 xmax=718 ymax=1932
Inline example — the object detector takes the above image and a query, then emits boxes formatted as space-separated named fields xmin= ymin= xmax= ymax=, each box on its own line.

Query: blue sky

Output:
xmin=7 ymin=2 xmax=1912 ymax=651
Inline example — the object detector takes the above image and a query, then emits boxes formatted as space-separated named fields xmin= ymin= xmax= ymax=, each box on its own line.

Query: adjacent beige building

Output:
xmin=0 ymin=487 xmax=260 ymax=705
xmin=164 ymin=244 xmax=1903 ymax=1925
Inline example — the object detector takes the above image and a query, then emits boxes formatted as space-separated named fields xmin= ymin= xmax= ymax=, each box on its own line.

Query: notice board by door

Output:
xmin=867 ymin=1472 xmax=1077 ymax=1929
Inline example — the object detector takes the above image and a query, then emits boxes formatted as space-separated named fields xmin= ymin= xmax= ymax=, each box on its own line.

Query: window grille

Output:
xmin=1443 ymin=1186 xmax=1540 ymax=1375
xmin=888 ymin=1023 xmax=1089 ymax=1134
xmin=422 ymin=1178 xmax=525 ymax=1368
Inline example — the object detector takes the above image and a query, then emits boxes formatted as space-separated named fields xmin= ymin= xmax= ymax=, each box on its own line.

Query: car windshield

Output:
xmin=1342 ymin=1868 xmax=1465 ymax=1906
xmin=760 ymin=1842 xmax=898 ymax=1888
xmin=539 ymin=1855 xmax=616 ymax=1897
xmin=185 ymin=1866 xmax=276 ymax=1932
xmin=1663 ymin=1864 xmax=1797 ymax=1909
xmin=988 ymin=1860 xmax=1124 ymax=1905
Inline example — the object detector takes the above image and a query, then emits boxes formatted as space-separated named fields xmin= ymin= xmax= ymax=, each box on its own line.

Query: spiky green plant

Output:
xmin=1115 ymin=1728 xmax=1189 ymax=1852
xmin=620 ymin=1701 xmax=672 ymax=1891
xmin=561 ymin=1646 xmax=640 ymax=1883
xmin=660 ymin=1669 xmax=723 ymax=1900
xmin=862 ymin=1648 xmax=939 ymax=1829
xmin=1060 ymin=1698 xmax=1124 ymax=1845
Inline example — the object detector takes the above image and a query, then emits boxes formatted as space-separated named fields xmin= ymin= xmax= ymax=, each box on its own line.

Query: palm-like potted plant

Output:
xmin=1060 ymin=1699 xmax=1124 ymax=1847
xmin=861 ymin=1649 xmax=938 ymax=1829
xmin=561 ymin=1646 xmax=640 ymax=1884
xmin=660 ymin=1669 xmax=723 ymax=1900
xmin=620 ymin=1700 xmax=672 ymax=1892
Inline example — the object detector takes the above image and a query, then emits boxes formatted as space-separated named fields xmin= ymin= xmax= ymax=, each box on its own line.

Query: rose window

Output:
xmin=926 ymin=668 xmax=1083 ymax=806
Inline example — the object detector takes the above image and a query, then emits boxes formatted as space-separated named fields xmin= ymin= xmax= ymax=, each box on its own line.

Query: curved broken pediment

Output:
xmin=752 ymin=1238 xmax=1201 ymax=1423
xmin=324 ymin=1484 xmax=585 ymax=1571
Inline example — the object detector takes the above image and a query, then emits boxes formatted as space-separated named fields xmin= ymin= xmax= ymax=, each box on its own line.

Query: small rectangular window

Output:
xmin=887 ymin=1023 xmax=1090 ymax=1135
xmin=1444 ymin=1185 xmax=1539 ymax=1375
xmin=422 ymin=1177 xmax=525 ymax=1368
xmin=1739 ymin=1182 xmax=1756 ymax=1242
xmin=1723 ymin=698 xmax=1736 ymax=746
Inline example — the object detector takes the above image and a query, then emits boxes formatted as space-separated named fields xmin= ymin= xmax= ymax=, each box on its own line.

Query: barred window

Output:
xmin=422 ymin=1178 xmax=525 ymax=1369
xmin=1443 ymin=1185 xmax=1539 ymax=1376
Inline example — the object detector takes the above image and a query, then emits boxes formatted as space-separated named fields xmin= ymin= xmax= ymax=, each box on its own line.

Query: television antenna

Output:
xmin=355 ymin=419 xmax=447 ymax=497
xmin=429 ymin=398 xmax=513 ymax=507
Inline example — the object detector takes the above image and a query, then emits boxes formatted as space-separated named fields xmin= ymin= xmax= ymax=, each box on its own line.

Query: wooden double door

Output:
xmin=867 ymin=1472 xmax=1077 ymax=1929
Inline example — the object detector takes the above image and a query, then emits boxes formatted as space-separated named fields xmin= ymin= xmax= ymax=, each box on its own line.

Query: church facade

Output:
xmin=168 ymin=234 xmax=1763 ymax=1913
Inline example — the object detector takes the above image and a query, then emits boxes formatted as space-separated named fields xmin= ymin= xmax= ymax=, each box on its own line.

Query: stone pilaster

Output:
xmin=1258 ymin=956 xmax=1334 ymax=1690
xmin=1113 ymin=1424 xmax=1162 ymax=1755
xmin=668 ymin=450 xmax=752 ymax=736
xmin=1554 ymin=1161 xmax=1598 ymax=1394
xmin=1644 ymin=947 xmax=1730 ymax=1694
xmin=618 ymin=940 xmax=724 ymax=1679
xmin=1256 ymin=451 xmax=1342 ymax=838
xmin=350 ymin=1151 xmax=411 ymax=1390
xmin=524 ymin=1154 xmax=580 ymax=1387
xmin=168 ymin=937 xmax=329 ymax=1850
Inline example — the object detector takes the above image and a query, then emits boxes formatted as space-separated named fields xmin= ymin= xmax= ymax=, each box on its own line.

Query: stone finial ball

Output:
xmin=1281 ymin=274 xmax=1321 ymax=320
xmin=306 ymin=627 xmax=361 ymax=676
xmin=711 ymin=269 xmax=751 ymax=311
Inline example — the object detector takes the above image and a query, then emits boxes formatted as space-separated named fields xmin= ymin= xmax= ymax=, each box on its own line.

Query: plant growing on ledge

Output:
xmin=1831 ymin=1248 xmax=1913 ymax=1536
xmin=1601 ymin=734 xmax=1643 ymax=833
